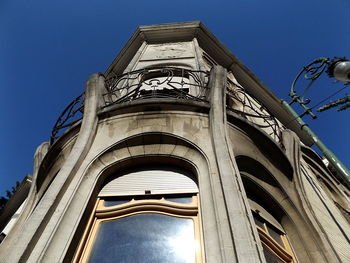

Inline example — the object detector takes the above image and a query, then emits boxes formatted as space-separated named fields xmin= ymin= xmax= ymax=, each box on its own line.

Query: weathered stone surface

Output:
xmin=1 ymin=22 xmax=349 ymax=263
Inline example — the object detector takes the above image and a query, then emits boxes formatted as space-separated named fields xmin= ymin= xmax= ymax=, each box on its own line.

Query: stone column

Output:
xmin=209 ymin=65 xmax=265 ymax=263
xmin=0 ymin=142 xmax=49 ymax=256
xmin=0 ymin=74 xmax=104 ymax=263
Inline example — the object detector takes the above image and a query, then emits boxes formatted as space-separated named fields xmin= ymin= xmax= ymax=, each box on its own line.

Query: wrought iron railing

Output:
xmin=50 ymin=93 xmax=84 ymax=144
xmin=103 ymin=67 xmax=210 ymax=107
xmin=226 ymin=82 xmax=284 ymax=143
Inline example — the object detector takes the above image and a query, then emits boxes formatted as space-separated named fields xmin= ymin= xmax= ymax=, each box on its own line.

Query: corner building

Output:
xmin=1 ymin=22 xmax=349 ymax=263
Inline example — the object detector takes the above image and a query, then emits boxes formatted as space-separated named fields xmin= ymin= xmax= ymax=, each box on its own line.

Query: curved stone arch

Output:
xmin=43 ymin=132 xmax=221 ymax=263
xmin=235 ymin=155 xmax=283 ymax=190
xmin=236 ymin=155 xmax=330 ymax=263
xmin=80 ymin=132 xmax=212 ymax=222
xmin=96 ymin=110 xmax=210 ymax=151
xmin=87 ymin=131 xmax=211 ymax=179
xmin=226 ymin=115 xmax=293 ymax=181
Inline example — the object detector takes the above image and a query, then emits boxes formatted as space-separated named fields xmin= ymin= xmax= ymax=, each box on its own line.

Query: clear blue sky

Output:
xmin=1 ymin=0 xmax=349 ymax=195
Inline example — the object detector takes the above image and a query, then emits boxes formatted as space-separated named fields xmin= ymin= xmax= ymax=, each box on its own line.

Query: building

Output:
xmin=0 ymin=22 xmax=349 ymax=263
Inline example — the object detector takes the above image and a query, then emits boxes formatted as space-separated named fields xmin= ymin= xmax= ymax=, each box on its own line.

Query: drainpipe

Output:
xmin=282 ymin=100 xmax=350 ymax=188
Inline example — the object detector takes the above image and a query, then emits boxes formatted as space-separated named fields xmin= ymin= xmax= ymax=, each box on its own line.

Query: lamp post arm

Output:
xmin=290 ymin=57 xmax=329 ymax=101
xmin=282 ymin=100 xmax=350 ymax=187
xmin=288 ymin=58 xmax=330 ymax=119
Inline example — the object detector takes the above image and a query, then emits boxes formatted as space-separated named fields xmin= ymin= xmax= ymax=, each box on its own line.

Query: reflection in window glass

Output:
xmin=88 ymin=214 xmax=196 ymax=263
xmin=103 ymin=200 xmax=130 ymax=207
xmin=165 ymin=197 xmax=192 ymax=203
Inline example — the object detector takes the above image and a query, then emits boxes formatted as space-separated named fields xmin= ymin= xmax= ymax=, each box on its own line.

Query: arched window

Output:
xmin=74 ymin=167 xmax=203 ymax=263
xmin=235 ymin=156 xmax=298 ymax=263
xmin=249 ymin=200 xmax=296 ymax=263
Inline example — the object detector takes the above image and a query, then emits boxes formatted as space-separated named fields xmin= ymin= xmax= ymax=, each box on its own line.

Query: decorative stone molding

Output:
xmin=0 ymin=74 xmax=104 ymax=263
xmin=209 ymin=65 xmax=264 ymax=262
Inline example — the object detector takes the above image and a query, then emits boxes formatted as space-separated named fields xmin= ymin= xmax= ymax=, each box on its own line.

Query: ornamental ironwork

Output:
xmin=289 ymin=57 xmax=350 ymax=117
xmin=226 ymin=82 xmax=284 ymax=143
xmin=50 ymin=93 xmax=84 ymax=144
xmin=103 ymin=67 xmax=210 ymax=107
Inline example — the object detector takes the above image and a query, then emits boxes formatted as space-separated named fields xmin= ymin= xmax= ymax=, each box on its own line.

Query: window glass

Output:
xmin=251 ymin=210 xmax=294 ymax=262
xmin=253 ymin=215 xmax=265 ymax=229
xmin=75 ymin=168 xmax=201 ymax=263
xmin=88 ymin=214 xmax=196 ymax=263
xmin=266 ymin=224 xmax=284 ymax=247
xmin=262 ymin=244 xmax=284 ymax=263
xmin=103 ymin=200 xmax=130 ymax=207
xmin=165 ymin=197 xmax=193 ymax=203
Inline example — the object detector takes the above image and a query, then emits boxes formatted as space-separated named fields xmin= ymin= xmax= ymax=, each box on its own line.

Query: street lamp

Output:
xmin=327 ymin=57 xmax=350 ymax=82
xmin=289 ymin=57 xmax=350 ymax=118
xmin=282 ymin=57 xmax=350 ymax=187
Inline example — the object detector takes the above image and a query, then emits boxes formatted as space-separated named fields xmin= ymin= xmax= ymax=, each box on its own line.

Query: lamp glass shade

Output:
xmin=333 ymin=61 xmax=350 ymax=82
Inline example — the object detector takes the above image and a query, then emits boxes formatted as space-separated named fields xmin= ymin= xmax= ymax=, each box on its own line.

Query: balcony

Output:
xmin=50 ymin=67 xmax=210 ymax=144
xmin=50 ymin=93 xmax=84 ymax=144
xmin=226 ymin=80 xmax=285 ymax=144
xmin=103 ymin=67 xmax=210 ymax=106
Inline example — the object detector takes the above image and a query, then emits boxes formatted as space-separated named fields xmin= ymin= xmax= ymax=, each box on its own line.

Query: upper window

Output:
xmin=251 ymin=210 xmax=296 ymax=263
xmin=74 ymin=168 xmax=202 ymax=263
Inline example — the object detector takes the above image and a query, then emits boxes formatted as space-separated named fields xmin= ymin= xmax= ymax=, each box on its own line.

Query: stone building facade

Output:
xmin=0 ymin=22 xmax=349 ymax=263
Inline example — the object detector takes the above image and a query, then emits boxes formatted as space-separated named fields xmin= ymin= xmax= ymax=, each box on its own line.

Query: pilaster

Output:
xmin=0 ymin=74 xmax=104 ymax=263
xmin=209 ymin=65 xmax=264 ymax=263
